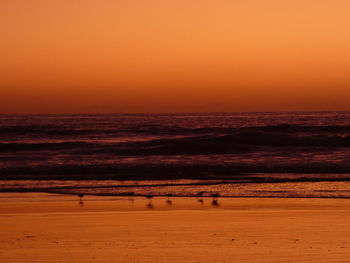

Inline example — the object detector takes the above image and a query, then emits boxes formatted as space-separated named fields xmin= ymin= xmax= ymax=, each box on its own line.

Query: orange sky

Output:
xmin=1 ymin=0 xmax=350 ymax=113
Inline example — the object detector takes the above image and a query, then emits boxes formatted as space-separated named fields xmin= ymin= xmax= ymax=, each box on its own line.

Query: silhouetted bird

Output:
xmin=78 ymin=194 xmax=84 ymax=201
xmin=211 ymin=193 xmax=219 ymax=207
xmin=127 ymin=192 xmax=135 ymax=201
xmin=166 ymin=193 xmax=173 ymax=205
xmin=145 ymin=195 xmax=154 ymax=208
xmin=78 ymin=194 xmax=84 ymax=206
xmin=197 ymin=198 xmax=204 ymax=208
xmin=211 ymin=198 xmax=219 ymax=207
xmin=197 ymin=191 xmax=204 ymax=206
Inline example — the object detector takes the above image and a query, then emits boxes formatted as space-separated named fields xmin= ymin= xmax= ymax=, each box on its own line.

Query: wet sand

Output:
xmin=1 ymin=193 xmax=350 ymax=262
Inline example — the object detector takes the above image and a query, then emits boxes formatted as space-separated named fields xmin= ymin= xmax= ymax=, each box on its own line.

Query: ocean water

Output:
xmin=1 ymin=112 xmax=350 ymax=198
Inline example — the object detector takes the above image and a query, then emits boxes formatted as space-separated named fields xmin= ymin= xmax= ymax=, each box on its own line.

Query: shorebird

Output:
xmin=197 ymin=191 xmax=204 ymax=206
xmin=211 ymin=193 xmax=219 ymax=207
xmin=166 ymin=193 xmax=173 ymax=205
xmin=78 ymin=194 xmax=84 ymax=202
xmin=128 ymin=192 xmax=135 ymax=202
xmin=78 ymin=194 xmax=84 ymax=206
xmin=145 ymin=195 xmax=154 ymax=208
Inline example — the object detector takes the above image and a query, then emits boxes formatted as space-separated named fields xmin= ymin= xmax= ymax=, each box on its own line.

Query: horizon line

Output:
xmin=1 ymin=110 xmax=350 ymax=115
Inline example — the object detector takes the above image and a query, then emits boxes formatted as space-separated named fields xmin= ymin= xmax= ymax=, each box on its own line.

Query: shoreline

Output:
xmin=3 ymin=176 xmax=350 ymax=200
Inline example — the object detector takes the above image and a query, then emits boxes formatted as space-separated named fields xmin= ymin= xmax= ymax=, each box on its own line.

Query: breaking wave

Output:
xmin=1 ymin=126 xmax=350 ymax=155
xmin=1 ymin=112 xmax=350 ymax=196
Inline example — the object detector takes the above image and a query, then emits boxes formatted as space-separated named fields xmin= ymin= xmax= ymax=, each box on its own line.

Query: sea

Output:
xmin=1 ymin=111 xmax=350 ymax=198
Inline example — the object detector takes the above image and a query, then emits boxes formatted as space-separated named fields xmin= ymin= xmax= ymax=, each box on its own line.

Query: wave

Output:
xmin=2 ymin=161 xmax=350 ymax=180
xmin=2 ymin=123 xmax=350 ymax=136
xmin=3 ymin=114 xmax=350 ymax=198
xmin=0 ymin=141 xmax=92 ymax=152
xmin=1 ymin=130 xmax=350 ymax=154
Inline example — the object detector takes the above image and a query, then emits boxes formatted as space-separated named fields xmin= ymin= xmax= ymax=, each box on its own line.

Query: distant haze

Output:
xmin=1 ymin=0 xmax=350 ymax=113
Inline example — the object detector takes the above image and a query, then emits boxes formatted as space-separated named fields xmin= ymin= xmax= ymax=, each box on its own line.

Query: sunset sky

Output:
xmin=1 ymin=0 xmax=350 ymax=113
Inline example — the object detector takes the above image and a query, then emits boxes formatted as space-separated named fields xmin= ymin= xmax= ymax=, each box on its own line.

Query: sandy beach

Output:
xmin=2 ymin=0 xmax=350 ymax=260
xmin=1 ymin=193 xmax=350 ymax=262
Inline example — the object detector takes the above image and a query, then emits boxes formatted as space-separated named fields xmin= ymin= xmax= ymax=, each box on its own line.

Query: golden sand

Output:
xmin=1 ymin=193 xmax=350 ymax=262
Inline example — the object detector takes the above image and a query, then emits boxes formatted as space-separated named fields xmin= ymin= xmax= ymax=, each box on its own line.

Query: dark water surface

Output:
xmin=1 ymin=112 xmax=350 ymax=198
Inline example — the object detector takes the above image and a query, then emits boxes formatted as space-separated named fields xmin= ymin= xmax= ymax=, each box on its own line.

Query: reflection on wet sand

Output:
xmin=71 ymin=194 xmax=221 ymax=211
